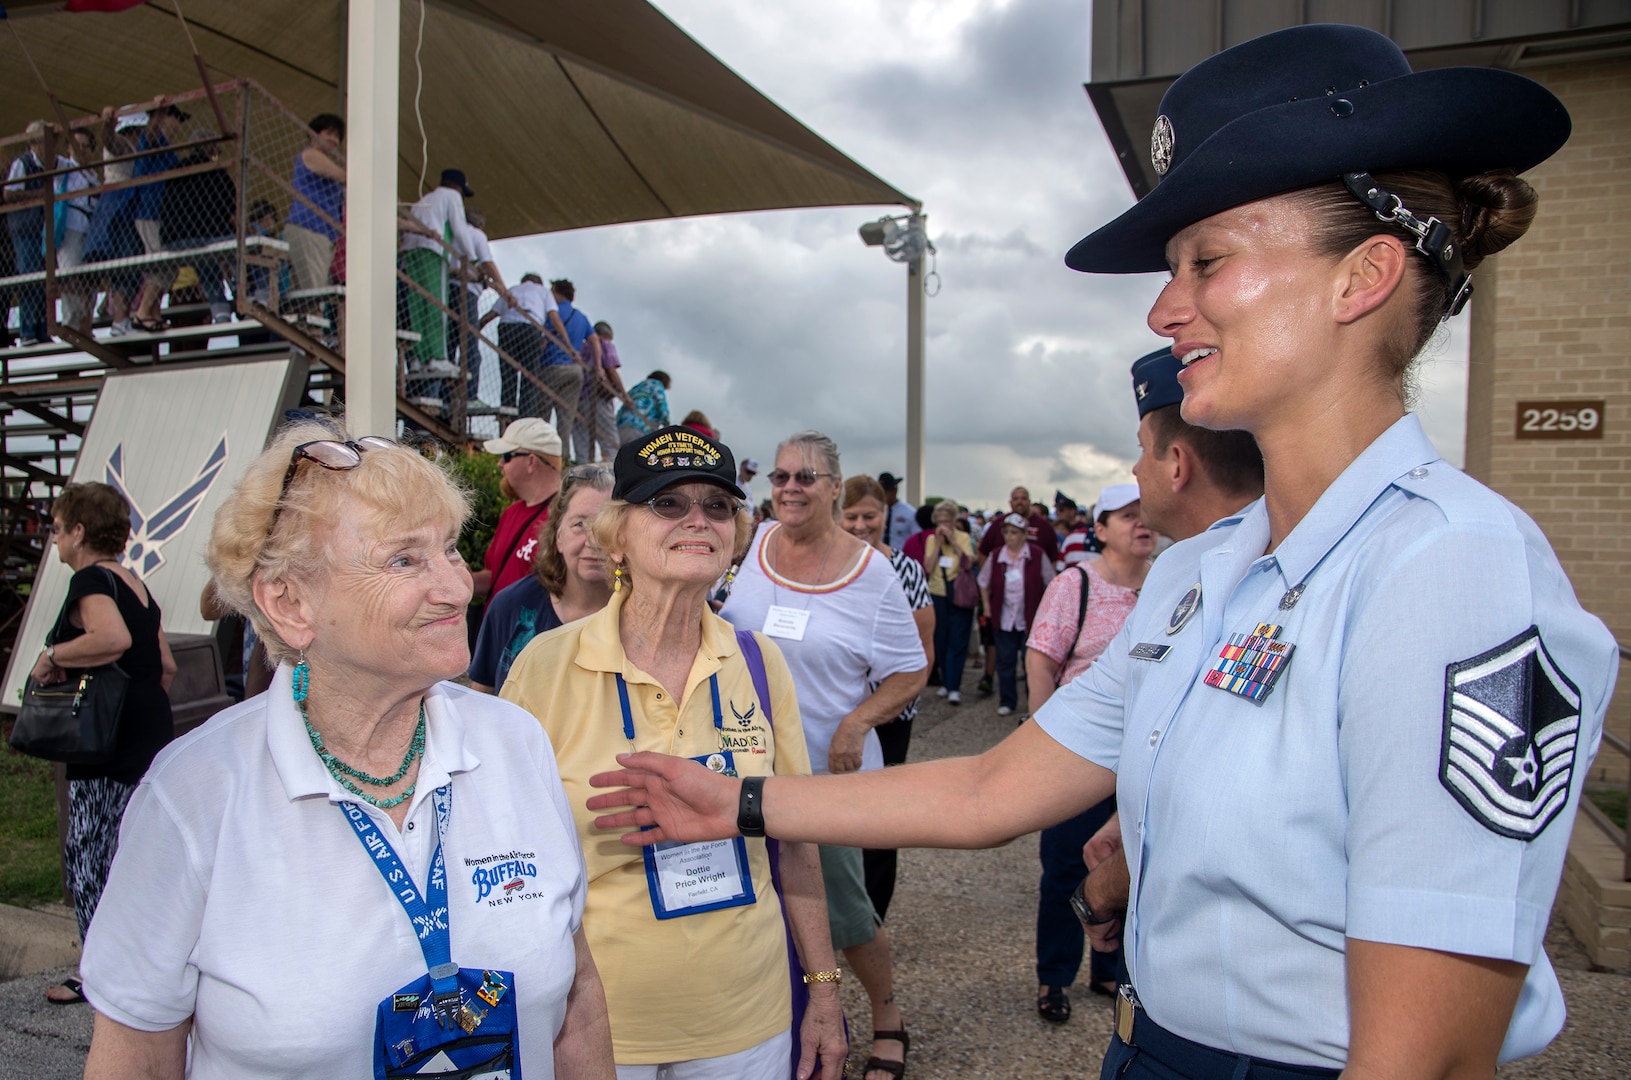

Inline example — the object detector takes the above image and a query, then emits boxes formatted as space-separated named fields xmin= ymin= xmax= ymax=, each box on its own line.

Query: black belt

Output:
xmin=1113 ymin=986 xmax=1341 ymax=1080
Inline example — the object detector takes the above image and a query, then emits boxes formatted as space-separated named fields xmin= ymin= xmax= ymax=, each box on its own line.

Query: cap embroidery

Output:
xmin=1151 ymin=115 xmax=1175 ymax=176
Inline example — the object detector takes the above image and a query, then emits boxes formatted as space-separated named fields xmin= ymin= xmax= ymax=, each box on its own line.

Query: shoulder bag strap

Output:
xmin=1054 ymin=566 xmax=1091 ymax=686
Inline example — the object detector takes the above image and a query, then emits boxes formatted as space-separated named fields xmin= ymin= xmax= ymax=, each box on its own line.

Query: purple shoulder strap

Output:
xmin=735 ymin=629 xmax=774 ymax=728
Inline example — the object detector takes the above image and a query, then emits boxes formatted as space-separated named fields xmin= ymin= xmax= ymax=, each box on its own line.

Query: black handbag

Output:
xmin=9 ymin=565 xmax=132 ymax=764
xmin=10 ymin=663 xmax=131 ymax=764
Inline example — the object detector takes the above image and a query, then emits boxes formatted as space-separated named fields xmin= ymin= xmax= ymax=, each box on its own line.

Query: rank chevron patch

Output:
xmin=1439 ymin=627 xmax=1580 ymax=840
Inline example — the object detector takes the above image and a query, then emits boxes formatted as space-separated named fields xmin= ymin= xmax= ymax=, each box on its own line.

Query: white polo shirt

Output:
xmin=81 ymin=666 xmax=588 ymax=1079
xmin=494 ymin=280 xmax=557 ymax=325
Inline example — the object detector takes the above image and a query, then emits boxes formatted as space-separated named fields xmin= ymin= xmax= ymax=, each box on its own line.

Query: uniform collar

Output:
xmin=265 ymin=663 xmax=480 ymax=805
xmin=574 ymin=587 xmax=740 ymax=682
xmin=1259 ymin=412 xmax=1440 ymax=590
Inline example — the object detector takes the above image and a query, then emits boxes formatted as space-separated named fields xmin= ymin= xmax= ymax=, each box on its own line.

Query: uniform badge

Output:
xmin=1203 ymin=622 xmax=1294 ymax=703
xmin=1440 ymin=626 xmax=1580 ymax=840
xmin=1151 ymin=114 xmax=1175 ymax=176
xmin=1166 ymin=584 xmax=1201 ymax=635
xmin=1129 ymin=642 xmax=1170 ymax=662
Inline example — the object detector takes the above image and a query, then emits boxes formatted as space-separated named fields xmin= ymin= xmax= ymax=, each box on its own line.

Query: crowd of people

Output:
xmin=11 ymin=22 xmax=1620 ymax=1080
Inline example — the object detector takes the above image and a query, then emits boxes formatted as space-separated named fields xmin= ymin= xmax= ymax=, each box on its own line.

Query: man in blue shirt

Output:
xmin=532 ymin=278 xmax=598 ymax=437
xmin=130 ymin=105 xmax=188 ymax=331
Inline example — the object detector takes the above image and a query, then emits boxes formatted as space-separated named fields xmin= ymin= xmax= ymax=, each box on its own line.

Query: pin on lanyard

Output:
xmin=341 ymin=785 xmax=461 ymax=1026
xmin=616 ymin=672 xmax=723 ymax=754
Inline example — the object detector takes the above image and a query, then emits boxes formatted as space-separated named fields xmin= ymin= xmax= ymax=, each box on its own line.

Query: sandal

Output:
xmin=863 ymin=1027 xmax=910 ymax=1079
xmin=46 ymin=978 xmax=87 ymax=1005
xmin=132 ymin=316 xmax=166 ymax=333
xmin=1037 ymin=986 xmax=1071 ymax=1023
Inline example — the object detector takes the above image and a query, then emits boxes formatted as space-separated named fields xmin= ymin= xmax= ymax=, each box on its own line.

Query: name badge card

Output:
xmin=642 ymin=750 xmax=757 ymax=919
xmin=763 ymin=605 xmax=810 ymax=641
xmin=939 ymin=556 xmax=957 ymax=569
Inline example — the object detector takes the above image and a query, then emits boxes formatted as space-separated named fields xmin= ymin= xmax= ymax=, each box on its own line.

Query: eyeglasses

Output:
xmin=645 ymin=492 xmax=741 ymax=522
xmin=271 ymin=436 xmax=396 ymax=528
xmin=500 ymin=450 xmax=532 ymax=463
xmin=768 ymin=468 xmax=836 ymax=488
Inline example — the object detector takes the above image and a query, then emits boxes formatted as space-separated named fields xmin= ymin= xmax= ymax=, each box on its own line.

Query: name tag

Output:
xmin=763 ymin=605 xmax=810 ymax=641
xmin=1128 ymin=642 xmax=1171 ymax=662
xmin=939 ymin=556 xmax=957 ymax=569
xmin=647 ymin=837 xmax=754 ymax=917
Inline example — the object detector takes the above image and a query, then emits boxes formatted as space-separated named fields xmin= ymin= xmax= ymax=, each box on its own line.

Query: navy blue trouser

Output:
xmin=931 ymin=593 xmax=974 ymax=693
xmin=1037 ymin=795 xmax=1121 ymax=987
xmin=994 ymin=627 xmax=1027 ymax=708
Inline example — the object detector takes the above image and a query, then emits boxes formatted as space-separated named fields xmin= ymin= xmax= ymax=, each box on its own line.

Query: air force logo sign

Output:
xmin=1440 ymin=627 xmax=1580 ymax=840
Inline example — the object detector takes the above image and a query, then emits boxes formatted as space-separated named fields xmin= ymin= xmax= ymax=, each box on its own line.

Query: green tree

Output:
xmin=443 ymin=450 xmax=510 ymax=572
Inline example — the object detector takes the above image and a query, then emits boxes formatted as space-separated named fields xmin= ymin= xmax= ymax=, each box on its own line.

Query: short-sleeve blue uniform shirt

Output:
xmin=1036 ymin=414 xmax=1616 ymax=1069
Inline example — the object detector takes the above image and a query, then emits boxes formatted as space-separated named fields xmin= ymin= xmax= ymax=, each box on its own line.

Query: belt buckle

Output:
xmin=1115 ymin=984 xmax=1138 ymax=1045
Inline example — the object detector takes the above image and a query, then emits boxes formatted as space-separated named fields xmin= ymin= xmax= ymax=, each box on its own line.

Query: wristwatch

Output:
xmin=1069 ymin=879 xmax=1115 ymax=928
xmin=737 ymin=775 xmax=766 ymax=837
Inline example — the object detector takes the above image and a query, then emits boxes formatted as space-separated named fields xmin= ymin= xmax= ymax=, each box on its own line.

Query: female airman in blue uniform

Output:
xmin=586 ymin=23 xmax=1618 ymax=1079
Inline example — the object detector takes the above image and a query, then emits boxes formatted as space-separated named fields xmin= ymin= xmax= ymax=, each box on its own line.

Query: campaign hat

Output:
xmin=1066 ymin=23 xmax=1570 ymax=274
xmin=614 ymin=425 xmax=747 ymax=505
xmin=1131 ymin=348 xmax=1183 ymax=418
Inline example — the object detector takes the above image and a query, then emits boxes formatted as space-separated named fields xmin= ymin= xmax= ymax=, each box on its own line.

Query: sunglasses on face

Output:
xmin=768 ymin=468 xmax=836 ymax=488
xmin=500 ymin=450 xmax=532 ymax=464
xmin=271 ymin=436 xmax=396 ymax=527
xmin=645 ymin=492 xmax=740 ymax=522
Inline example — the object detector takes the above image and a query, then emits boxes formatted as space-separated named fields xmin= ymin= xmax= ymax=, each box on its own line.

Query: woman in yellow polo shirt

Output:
xmin=503 ymin=425 xmax=846 ymax=1080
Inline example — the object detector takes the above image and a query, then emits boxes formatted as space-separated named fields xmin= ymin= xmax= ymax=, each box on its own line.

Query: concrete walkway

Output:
xmin=2 ymin=684 xmax=1626 ymax=1077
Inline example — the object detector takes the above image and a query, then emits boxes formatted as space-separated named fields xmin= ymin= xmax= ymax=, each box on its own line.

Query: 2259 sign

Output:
xmin=1515 ymin=400 xmax=1604 ymax=440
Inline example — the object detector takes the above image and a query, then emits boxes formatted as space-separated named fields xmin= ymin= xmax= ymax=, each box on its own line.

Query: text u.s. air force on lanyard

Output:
xmin=616 ymin=672 xmax=756 ymax=919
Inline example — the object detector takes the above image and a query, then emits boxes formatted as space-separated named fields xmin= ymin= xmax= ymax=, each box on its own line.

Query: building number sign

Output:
xmin=1515 ymin=400 xmax=1604 ymax=440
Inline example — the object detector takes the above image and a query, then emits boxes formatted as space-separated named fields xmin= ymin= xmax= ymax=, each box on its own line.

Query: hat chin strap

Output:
xmin=1341 ymin=172 xmax=1473 ymax=320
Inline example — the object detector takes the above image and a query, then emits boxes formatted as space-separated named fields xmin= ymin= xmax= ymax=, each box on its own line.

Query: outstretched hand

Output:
xmin=587 ymin=752 xmax=742 ymax=846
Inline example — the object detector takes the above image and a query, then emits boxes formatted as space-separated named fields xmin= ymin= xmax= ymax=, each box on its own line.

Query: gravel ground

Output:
xmin=2 ymin=676 xmax=1624 ymax=1079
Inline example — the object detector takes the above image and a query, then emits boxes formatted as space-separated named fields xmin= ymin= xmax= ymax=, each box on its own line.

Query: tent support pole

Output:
xmin=344 ymin=0 xmax=401 ymax=437
xmin=905 ymin=228 xmax=927 ymax=508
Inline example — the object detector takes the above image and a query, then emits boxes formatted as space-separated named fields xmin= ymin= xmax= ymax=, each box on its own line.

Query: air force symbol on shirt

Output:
xmin=1439 ymin=627 xmax=1580 ymax=840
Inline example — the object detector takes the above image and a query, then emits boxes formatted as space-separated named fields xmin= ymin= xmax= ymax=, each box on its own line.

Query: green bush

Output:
xmin=444 ymin=450 xmax=511 ymax=573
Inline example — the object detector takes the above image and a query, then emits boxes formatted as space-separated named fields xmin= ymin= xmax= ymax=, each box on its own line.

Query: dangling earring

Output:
xmin=723 ymin=563 xmax=738 ymax=588
xmin=291 ymin=650 xmax=311 ymax=703
xmin=612 ymin=565 xmax=624 ymax=593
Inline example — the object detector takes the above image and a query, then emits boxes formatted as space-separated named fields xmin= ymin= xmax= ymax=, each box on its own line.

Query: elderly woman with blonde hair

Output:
xmin=77 ymin=421 xmax=613 ymax=1080
xmin=502 ymin=424 xmax=846 ymax=1079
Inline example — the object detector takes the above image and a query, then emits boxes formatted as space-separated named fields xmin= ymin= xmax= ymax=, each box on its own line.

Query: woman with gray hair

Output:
xmin=77 ymin=421 xmax=613 ymax=1079
xmin=469 ymin=462 xmax=614 ymax=693
xmin=719 ymin=430 xmax=928 ymax=1080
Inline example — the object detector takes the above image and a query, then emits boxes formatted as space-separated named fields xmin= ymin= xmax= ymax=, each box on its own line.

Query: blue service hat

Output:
xmin=1066 ymin=24 xmax=1570 ymax=275
xmin=1131 ymin=348 xmax=1183 ymax=418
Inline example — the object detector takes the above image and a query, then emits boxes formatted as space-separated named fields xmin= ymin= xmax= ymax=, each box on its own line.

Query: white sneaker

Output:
xmin=996 ymin=705 xmax=1013 ymax=717
xmin=947 ymin=690 xmax=960 ymax=705
xmin=421 ymin=359 xmax=459 ymax=376
xmin=109 ymin=319 xmax=133 ymax=337
xmin=935 ymin=686 xmax=949 ymax=698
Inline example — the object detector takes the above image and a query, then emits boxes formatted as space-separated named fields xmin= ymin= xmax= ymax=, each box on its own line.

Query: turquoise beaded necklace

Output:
xmin=301 ymin=699 xmax=427 ymax=810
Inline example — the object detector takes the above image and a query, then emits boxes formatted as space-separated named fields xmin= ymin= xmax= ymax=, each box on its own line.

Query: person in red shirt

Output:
xmin=471 ymin=418 xmax=563 ymax=602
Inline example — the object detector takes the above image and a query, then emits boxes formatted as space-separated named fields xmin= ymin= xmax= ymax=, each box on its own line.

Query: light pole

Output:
xmin=859 ymin=213 xmax=936 ymax=507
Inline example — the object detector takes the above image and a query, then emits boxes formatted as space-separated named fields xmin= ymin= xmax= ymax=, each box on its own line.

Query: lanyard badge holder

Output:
xmin=618 ymin=673 xmax=757 ymax=920
xmin=342 ymin=786 xmax=523 ymax=1079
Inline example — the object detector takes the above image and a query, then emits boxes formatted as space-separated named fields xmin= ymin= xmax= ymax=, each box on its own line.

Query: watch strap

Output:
xmin=737 ymin=775 xmax=766 ymax=837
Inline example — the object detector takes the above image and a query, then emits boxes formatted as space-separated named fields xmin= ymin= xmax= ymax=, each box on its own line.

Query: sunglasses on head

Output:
xmin=271 ymin=436 xmax=396 ymax=528
xmin=768 ymin=468 xmax=835 ymax=488
xmin=645 ymin=491 xmax=740 ymax=522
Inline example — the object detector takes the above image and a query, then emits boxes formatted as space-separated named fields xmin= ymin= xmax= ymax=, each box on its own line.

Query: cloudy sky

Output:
xmin=489 ymin=0 xmax=1470 ymax=511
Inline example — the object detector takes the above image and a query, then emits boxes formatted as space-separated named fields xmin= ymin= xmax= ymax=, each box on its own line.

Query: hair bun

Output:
xmin=1457 ymin=170 xmax=1539 ymax=269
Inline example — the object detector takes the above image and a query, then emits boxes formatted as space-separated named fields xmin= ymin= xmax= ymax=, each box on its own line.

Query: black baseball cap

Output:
xmin=614 ymin=425 xmax=746 ymax=505
xmin=440 ymin=168 xmax=474 ymax=197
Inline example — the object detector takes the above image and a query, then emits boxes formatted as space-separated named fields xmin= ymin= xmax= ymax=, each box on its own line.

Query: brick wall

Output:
xmin=1464 ymin=56 xmax=1631 ymax=778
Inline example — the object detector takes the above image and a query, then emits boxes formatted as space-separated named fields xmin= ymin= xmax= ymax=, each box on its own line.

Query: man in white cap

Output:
xmin=737 ymin=457 xmax=760 ymax=511
xmin=472 ymin=418 xmax=563 ymax=602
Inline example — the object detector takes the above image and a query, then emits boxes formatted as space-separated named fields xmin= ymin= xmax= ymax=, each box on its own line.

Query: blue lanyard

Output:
xmin=615 ymin=672 xmax=722 ymax=744
xmin=341 ymin=785 xmax=460 ymax=1017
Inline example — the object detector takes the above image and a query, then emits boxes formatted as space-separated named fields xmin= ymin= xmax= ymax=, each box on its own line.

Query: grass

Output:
xmin=1587 ymin=787 xmax=1627 ymax=831
xmin=0 ymin=720 xmax=63 ymax=909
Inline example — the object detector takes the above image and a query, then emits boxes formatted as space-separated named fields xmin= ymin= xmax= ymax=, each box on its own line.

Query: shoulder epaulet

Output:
xmin=1391 ymin=460 xmax=1512 ymax=532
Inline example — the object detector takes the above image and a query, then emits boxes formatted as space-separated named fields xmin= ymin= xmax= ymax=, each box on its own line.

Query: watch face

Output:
xmin=1069 ymin=883 xmax=1093 ymax=928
